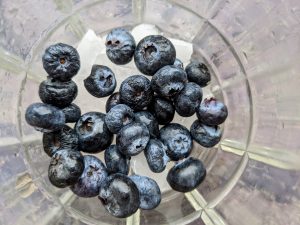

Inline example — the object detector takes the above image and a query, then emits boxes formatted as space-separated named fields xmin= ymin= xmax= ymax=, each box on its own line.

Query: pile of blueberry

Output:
xmin=25 ymin=28 xmax=228 ymax=218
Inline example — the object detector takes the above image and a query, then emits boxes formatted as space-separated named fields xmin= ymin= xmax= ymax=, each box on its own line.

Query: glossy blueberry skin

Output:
xmin=130 ymin=175 xmax=161 ymax=210
xmin=148 ymin=96 xmax=175 ymax=125
xmin=134 ymin=35 xmax=176 ymax=75
xmin=135 ymin=111 xmax=159 ymax=138
xmin=39 ymin=78 xmax=78 ymax=108
xmin=167 ymin=157 xmax=206 ymax=192
xmin=25 ymin=103 xmax=65 ymax=133
xmin=151 ymin=65 xmax=187 ymax=98
xmin=105 ymin=92 xmax=121 ymax=113
xmin=196 ymin=98 xmax=228 ymax=126
xmin=106 ymin=28 xmax=136 ymax=65
xmin=62 ymin=103 xmax=81 ymax=123
xmin=104 ymin=145 xmax=130 ymax=175
xmin=74 ymin=112 xmax=113 ymax=153
xmin=70 ymin=155 xmax=108 ymax=197
xmin=116 ymin=122 xmax=150 ymax=156
xmin=173 ymin=58 xmax=183 ymax=69
xmin=185 ymin=61 xmax=211 ymax=87
xmin=48 ymin=149 xmax=84 ymax=188
xmin=119 ymin=75 xmax=153 ymax=111
xmin=159 ymin=123 xmax=193 ymax=161
xmin=42 ymin=43 xmax=80 ymax=81
xmin=84 ymin=65 xmax=116 ymax=98
xmin=174 ymin=82 xmax=203 ymax=117
xmin=105 ymin=104 xmax=134 ymax=134
xmin=98 ymin=173 xmax=140 ymax=218
xmin=190 ymin=120 xmax=222 ymax=148
xmin=43 ymin=125 xmax=78 ymax=157
xmin=144 ymin=139 xmax=170 ymax=173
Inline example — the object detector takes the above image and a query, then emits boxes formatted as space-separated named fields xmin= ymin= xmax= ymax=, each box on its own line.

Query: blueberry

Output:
xmin=144 ymin=139 xmax=169 ymax=173
xmin=105 ymin=92 xmax=121 ymax=113
xmin=74 ymin=112 xmax=113 ymax=153
xmin=196 ymin=97 xmax=228 ymax=125
xmin=174 ymin=82 xmax=203 ymax=117
xmin=185 ymin=61 xmax=211 ymax=87
xmin=48 ymin=149 xmax=84 ymax=188
xmin=119 ymin=75 xmax=153 ymax=111
xmin=159 ymin=123 xmax=193 ymax=161
xmin=130 ymin=175 xmax=161 ymax=210
xmin=42 ymin=43 xmax=80 ymax=82
xmin=190 ymin=120 xmax=222 ymax=148
xmin=173 ymin=58 xmax=183 ymax=69
xmin=98 ymin=173 xmax=140 ymax=218
xmin=134 ymin=35 xmax=176 ymax=75
xmin=43 ymin=125 xmax=78 ymax=157
xmin=148 ymin=96 xmax=175 ymax=125
xmin=104 ymin=145 xmax=130 ymax=175
xmin=134 ymin=111 xmax=159 ymax=138
xmin=25 ymin=103 xmax=65 ymax=133
xmin=167 ymin=157 xmax=206 ymax=192
xmin=116 ymin=122 xmax=150 ymax=156
xmin=151 ymin=65 xmax=187 ymax=98
xmin=39 ymin=78 xmax=78 ymax=108
xmin=62 ymin=103 xmax=81 ymax=123
xmin=70 ymin=155 xmax=108 ymax=197
xmin=105 ymin=104 xmax=134 ymax=134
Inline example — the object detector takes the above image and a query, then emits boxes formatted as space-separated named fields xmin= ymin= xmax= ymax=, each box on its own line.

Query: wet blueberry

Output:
xmin=98 ymin=173 xmax=140 ymax=218
xmin=185 ymin=61 xmax=211 ymax=87
xmin=104 ymin=145 xmax=130 ymax=175
xmin=173 ymin=58 xmax=183 ymax=69
xmin=105 ymin=92 xmax=121 ymax=113
xmin=134 ymin=35 xmax=176 ymax=75
xmin=148 ymin=96 xmax=175 ymax=125
xmin=42 ymin=43 xmax=80 ymax=82
xmin=135 ymin=111 xmax=159 ymax=138
xmin=62 ymin=103 xmax=81 ymax=123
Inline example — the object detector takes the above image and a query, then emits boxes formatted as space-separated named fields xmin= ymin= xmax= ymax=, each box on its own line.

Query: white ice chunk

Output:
xmin=131 ymin=24 xmax=160 ymax=42
xmin=168 ymin=38 xmax=193 ymax=63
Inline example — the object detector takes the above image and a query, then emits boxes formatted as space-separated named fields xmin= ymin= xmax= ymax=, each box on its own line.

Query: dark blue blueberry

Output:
xmin=116 ymin=122 xmax=150 ymax=156
xmin=84 ymin=65 xmax=116 ymax=98
xmin=173 ymin=58 xmax=183 ymax=69
xmin=48 ymin=149 xmax=84 ymax=188
xmin=190 ymin=120 xmax=222 ymax=148
xmin=159 ymin=123 xmax=193 ymax=161
xmin=39 ymin=78 xmax=78 ymax=108
xmin=25 ymin=103 xmax=65 ymax=133
xmin=167 ymin=157 xmax=206 ymax=192
xmin=134 ymin=35 xmax=176 ymax=75
xmin=134 ymin=111 xmax=159 ymax=138
xmin=106 ymin=28 xmax=136 ymax=65
xmin=174 ymin=82 xmax=203 ymax=117
xmin=105 ymin=104 xmax=134 ymax=134
xmin=130 ymin=175 xmax=161 ymax=210
xmin=185 ymin=61 xmax=211 ymax=87
xmin=148 ymin=96 xmax=175 ymax=125
xmin=104 ymin=145 xmax=130 ymax=175
xmin=196 ymin=97 xmax=228 ymax=125
xmin=105 ymin=92 xmax=121 ymax=113
xmin=98 ymin=173 xmax=140 ymax=218
xmin=119 ymin=75 xmax=153 ymax=111
xmin=62 ymin=103 xmax=81 ymax=123
xmin=70 ymin=155 xmax=108 ymax=197
xmin=151 ymin=65 xmax=187 ymax=98
xmin=42 ymin=43 xmax=80 ymax=82
xmin=74 ymin=112 xmax=113 ymax=153
xmin=144 ymin=139 xmax=169 ymax=173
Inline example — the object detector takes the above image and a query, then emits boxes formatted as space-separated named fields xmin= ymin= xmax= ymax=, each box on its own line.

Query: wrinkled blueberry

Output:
xmin=99 ymin=173 xmax=140 ymax=218
xmin=104 ymin=145 xmax=130 ymax=175
xmin=42 ymin=43 xmax=80 ymax=81
xmin=116 ymin=122 xmax=150 ymax=156
xmin=48 ymin=149 xmax=84 ymax=188
xmin=159 ymin=123 xmax=193 ymax=161
xmin=25 ymin=103 xmax=65 ymax=133
xmin=167 ymin=157 xmax=206 ymax=192
xmin=144 ymin=139 xmax=169 ymax=173
xmin=185 ymin=61 xmax=211 ymax=87
xmin=148 ymin=96 xmax=175 ymax=125
xmin=174 ymin=82 xmax=203 ymax=117
xmin=75 ymin=112 xmax=113 ymax=153
xmin=105 ymin=104 xmax=134 ymax=134
xmin=70 ymin=155 xmax=108 ymax=197
xmin=135 ymin=111 xmax=159 ymax=138
xmin=130 ymin=175 xmax=161 ymax=210
xmin=196 ymin=97 xmax=228 ymax=125
xmin=151 ymin=65 xmax=187 ymax=98
xmin=105 ymin=92 xmax=121 ymax=113
xmin=119 ymin=75 xmax=153 ymax=111
xmin=62 ymin=103 xmax=81 ymax=123
xmin=173 ymin=58 xmax=183 ymax=69
xmin=134 ymin=35 xmax=176 ymax=75
xmin=106 ymin=28 xmax=136 ymax=65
